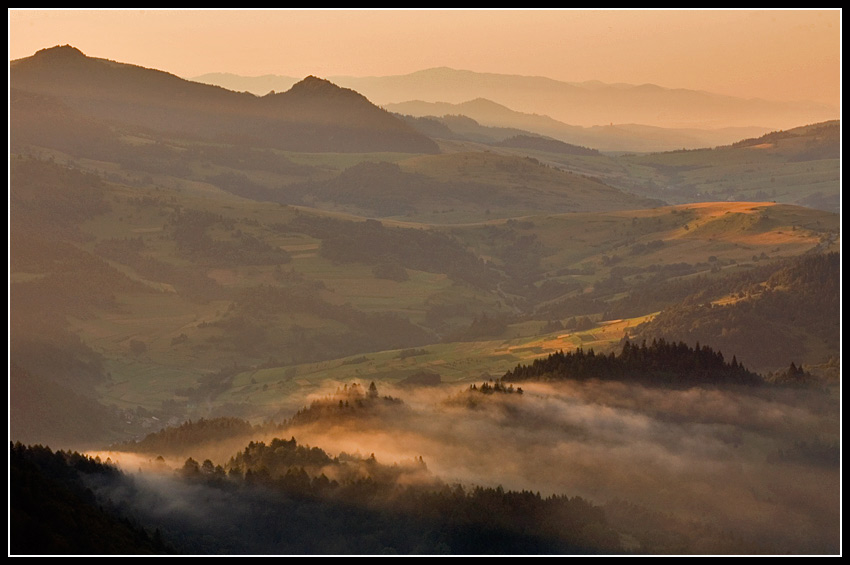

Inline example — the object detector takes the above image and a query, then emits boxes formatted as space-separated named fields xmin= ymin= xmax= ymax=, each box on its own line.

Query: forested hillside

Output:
xmin=626 ymin=252 xmax=840 ymax=372
xmin=11 ymin=441 xmax=622 ymax=555
xmin=502 ymin=339 xmax=763 ymax=387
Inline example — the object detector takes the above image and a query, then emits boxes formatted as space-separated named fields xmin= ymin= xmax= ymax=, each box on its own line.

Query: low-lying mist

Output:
xmin=97 ymin=378 xmax=839 ymax=554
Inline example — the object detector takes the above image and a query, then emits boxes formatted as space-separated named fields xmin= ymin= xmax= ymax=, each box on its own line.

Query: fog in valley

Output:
xmin=9 ymin=9 xmax=841 ymax=556
xmin=86 ymin=377 xmax=839 ymax=554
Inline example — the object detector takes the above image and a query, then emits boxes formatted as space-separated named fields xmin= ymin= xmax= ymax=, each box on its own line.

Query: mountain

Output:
xmin=325 ymin=67 xmax=838 ymax=131
xmin=190 ymin=68 xmax=837 ymax=152
xmin=11 ymin=46 xmax=841 ymax=558
xmin=11 ymin=45 xmax=439 ymax=154
xmin=194 ymin=68 xmax=836 ymax=131
xmin=389 ymin=98 xmax=772 ymax=152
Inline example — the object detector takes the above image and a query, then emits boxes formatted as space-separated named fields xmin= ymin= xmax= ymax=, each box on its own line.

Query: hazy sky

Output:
xmin=8 ymin=9 xmax=842 ymax=106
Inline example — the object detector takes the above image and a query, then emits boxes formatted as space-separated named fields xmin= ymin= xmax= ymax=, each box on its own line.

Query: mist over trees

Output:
xmin=11 ymin=440 xmax=621 ymax=555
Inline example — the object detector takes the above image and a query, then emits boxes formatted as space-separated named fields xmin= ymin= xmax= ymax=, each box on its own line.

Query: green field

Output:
xmin=56 ymin=187 xmax=836 ymax=425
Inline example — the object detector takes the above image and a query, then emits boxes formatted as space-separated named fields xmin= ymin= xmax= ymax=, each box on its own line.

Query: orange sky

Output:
xmin=8 ymin=9 xmax=842 ymax=107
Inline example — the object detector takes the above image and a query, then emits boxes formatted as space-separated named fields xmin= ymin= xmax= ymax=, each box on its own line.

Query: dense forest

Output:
xmin=11 ymin=441 xmax=622 ymax=555
xmin=10 ymin=443 xmax=172 ymax=555
xmin=502 ymin=339 xmax=764 ymax=387
xmin=109 ymin=417 xmax=261 ymax=457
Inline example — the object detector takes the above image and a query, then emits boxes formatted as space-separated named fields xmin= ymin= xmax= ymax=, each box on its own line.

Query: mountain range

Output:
xmin=10 ymin=45 xmax=841 ymax=218
xmin=12 ymin=46 xmax=838 ymax=156
xmin=192 ymin=67 xmax=838 ymax=149
xmin=11 ymin=45 xmax=439 ymax=154
xmin=387 ymin=98 xmax=773 ymax=152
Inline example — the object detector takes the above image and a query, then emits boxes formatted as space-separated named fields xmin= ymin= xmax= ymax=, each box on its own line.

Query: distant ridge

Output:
xmin=11 ymin=46 xmax=439 ymax=154
xmin=328 ymin=67 xmax=838 ymax=131
xmin=191 ymin=67 xmax=837 ymax=151
xmin=388 ymin=98 xmax=772 ymax=152
xmin=493 ymin=134 xmax=600 ymax=156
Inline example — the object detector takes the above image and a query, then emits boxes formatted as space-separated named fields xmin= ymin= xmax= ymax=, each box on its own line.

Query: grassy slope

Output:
xmin=10 ymin=119 xmax=840 ymax=431
xmin=70 ymin=186 xmax=836 ymax=420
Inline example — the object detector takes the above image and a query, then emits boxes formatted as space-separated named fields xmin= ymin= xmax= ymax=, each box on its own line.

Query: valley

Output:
xmin=9 ymin=42 xmax=841 ymax=556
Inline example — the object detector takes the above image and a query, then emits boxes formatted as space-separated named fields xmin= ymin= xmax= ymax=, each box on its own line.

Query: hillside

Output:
xmin=625 ymin=252 xmax=840 ymax=373
xmin=493 ymin=135 xmax=600 ymax=156
xmin=454 ymin=119 xmax=840 ymax=215
xmin=11 ymin=444 xmax=172 ymax=555
xmin=9 ymin=152 xmax=838 ymax=447
xmin=12 ymin=440 xmax=623 ymax=555
xmin=609 ymin=121 xmax=841 ymax=213
xmin=501 ymin=339 xmax=763 ymax=388
xmin=395 ymin=109 xmax=839 ymax=215
xmin=275 ymin=152 xmax=658 ymax=221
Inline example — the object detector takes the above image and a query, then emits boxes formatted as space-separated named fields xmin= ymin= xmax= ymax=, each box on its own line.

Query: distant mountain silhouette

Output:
xmin=193 ymin=68 xmax=837 ymax=152
xmin=328 ymin=67 xmax=838 ymax=131
xmin=388 ymin=98 xmax=772 ymax=152
xmin=11 ymin=45 xmax=439 ymax=154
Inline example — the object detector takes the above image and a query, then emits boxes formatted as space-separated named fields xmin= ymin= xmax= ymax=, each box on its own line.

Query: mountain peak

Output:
xmin=276 ymin=75 xmax=380 ymax=112
xmin=293 ymin=75 xmax=334 ymax=88
xmin=33 ymin=44 xmax=87 ymax=60
xmin=286 ymin=75 xmax=363 ymax=99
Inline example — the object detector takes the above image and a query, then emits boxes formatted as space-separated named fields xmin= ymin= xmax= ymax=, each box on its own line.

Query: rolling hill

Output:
xmin=273 ymin=152 xmax=660 ymax=221
xmin=609 ymin=121 xmax=841 ymax=213
xmin=9 ymin=149 xmax=838 ymax=447
xmin=425 ymin=118 xmax=840 ymax=215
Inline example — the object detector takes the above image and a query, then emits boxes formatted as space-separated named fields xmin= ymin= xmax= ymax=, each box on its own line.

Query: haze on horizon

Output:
xmin=8 ymin=8 xmax=842 ymax=109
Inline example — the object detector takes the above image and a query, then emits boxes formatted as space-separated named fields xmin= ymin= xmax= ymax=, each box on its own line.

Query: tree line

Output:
xmin=502 ymin=339 xmax=763 ymax=387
